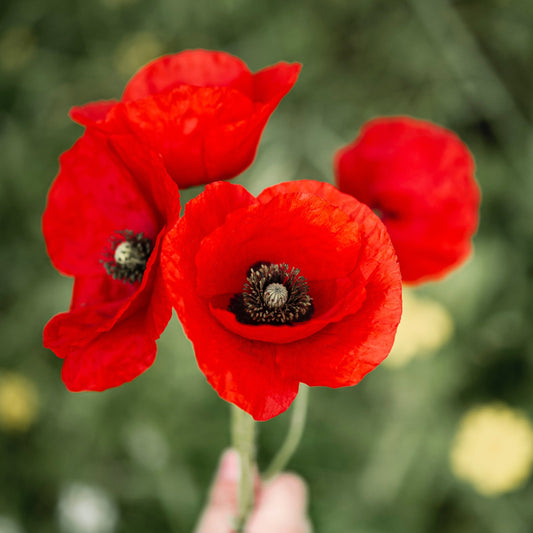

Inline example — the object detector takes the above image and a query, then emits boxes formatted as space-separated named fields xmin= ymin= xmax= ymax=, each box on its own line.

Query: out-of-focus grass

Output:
xmin=1 ymin=1 xmax=533 ymax=531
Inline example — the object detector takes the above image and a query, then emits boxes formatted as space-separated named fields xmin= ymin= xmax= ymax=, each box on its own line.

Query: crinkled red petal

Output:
xmin=252 ymin=62 xmax=301 ymax=104
xmin=201 ymin=102 xmax=277 ymax=184
xmin=259 ymin=181 xmax=402 ymax=385
xmin=122 ymin=49 xmax=254 ymax=101
xmin=259 ymin=179 xmax=362 ymax=216
xmin=162 ymin=181 xmax=256 ymax=333
xmin=111 ymin=86 xmax=258 ymax=187
xmin=59 ymin=311 xmax=157 ymax=391
xmin=44 ymin=297 xmax=123 ymax=354
xmin=69 ymin=275 xmax=135 ymax=310
xmin=275 ymin=227 xmax=402 ymax=387
xmin=42 ymin=131 xmax=160 ymax=276
xmin=109 ymin=133 xmax=181 ymax=226
xmin=162 ymin=182 xmax=299 ymax=420
xmin=201 ymin=62 xmax=301 ymax=183
xmin=70 ymin=100 xmax=118 ymax=127
xmin=181 ymin=316 xmax=299 ymax=421
xmin=195 ymin=193 xmax=362 ymax=297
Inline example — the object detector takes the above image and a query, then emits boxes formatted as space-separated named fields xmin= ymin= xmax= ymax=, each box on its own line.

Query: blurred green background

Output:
xmin=2 ymin=0 xmax=533 ymax=532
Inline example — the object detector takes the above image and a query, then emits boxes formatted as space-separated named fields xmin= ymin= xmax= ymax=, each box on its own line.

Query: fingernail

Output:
xmin=219 ymin=449 xmax=240 ymax=482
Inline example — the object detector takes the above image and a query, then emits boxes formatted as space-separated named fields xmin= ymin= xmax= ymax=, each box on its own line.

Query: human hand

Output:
xmin=194 ymin=449 xmax=312 ymax=533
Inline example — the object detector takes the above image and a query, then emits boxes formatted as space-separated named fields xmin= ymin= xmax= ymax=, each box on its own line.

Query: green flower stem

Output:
xmin=231 ymin=405 xmax=257 ymax=532
xmin=262 ymin=384 xmax=309 ymax=481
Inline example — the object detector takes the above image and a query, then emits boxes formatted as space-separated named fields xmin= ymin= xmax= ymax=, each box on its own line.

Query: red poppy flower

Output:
xmin=70 ymin=49 xmax=301 ymax=188
xmin=43 ymin=131 xmax=180 ymax=391
xmin=334 ymin=116 xmax=480 ymax=284
xmin=161 ymin=180 xmax=402 ymax=420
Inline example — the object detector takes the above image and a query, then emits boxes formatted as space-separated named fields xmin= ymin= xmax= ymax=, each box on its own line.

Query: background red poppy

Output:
xmin=162 ymin=180 xmax=402 ymax=420
xmin=70 ymin=50 xmax=301 ymax=188
xmin=335 ymin=116 xmax=480 ymax=284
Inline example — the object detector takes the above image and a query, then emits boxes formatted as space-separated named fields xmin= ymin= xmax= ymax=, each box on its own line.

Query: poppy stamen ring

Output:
xmin=103 ymin=230 xmax=152 ymax=283
xmin=229 ymin=262 xmax=314 ymax=325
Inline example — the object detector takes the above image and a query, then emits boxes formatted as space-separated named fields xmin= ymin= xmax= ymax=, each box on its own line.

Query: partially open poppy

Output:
xmin=70 ymin=50 xmax=301 ymax=188
xmin=43 ymin=132 xmax=180 ymax=390
xmin=161 ymin=180 xmax=402 ymax=420
xmin=334 ymin=116 xmax=480 ymax=284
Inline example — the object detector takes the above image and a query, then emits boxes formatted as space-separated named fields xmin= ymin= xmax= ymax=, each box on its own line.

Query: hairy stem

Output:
xmin=231 ymin=405 xmax=256 ymax=532
xmin=263 ymin=384 xmax=309 ymax=481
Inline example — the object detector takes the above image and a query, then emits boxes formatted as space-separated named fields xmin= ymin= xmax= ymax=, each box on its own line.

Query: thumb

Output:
xmin=194 ymin=449 xmax=241 ymax=533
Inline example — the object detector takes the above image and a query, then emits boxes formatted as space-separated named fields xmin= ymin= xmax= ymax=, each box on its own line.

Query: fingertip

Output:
xmin=263 ymin=473 xmax=309 ymax=512
xmin=194 ymin=450 xmax=241 ymax=533
xmin=218 ymin=448 xmax=240 ymax=482
xmin=208 ymin=449 xmax=240 ymax=508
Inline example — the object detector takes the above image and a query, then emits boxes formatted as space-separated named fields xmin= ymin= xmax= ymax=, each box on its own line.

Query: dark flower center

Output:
xmin=102 ymin=230 xmax=152 ymax=283
xmin=372 ymin=207 xmax=384 ymax=219
xmin=372 ymin=203 xmax=399 ymax=221
xmin=229 ymin=262 xmax=314 ymax=325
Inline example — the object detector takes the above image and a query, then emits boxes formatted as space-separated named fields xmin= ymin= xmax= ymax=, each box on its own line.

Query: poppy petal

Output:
xmin=70 ymin=100 xmax=118 ymax=126
xmin=43 ymin=131 xmax=160 ymax=276
xmin=122 ymin=49 xmax=254 ymax=101
xmin=194 ymin=193 xmax=362 ymax=298
xmin=162 ymin=181 xmax=256 ymax=332
xmin=187 ymin=316 xmax=299 ymax=421
xmin=113 ymin=86 xmax=256 ymax=187
xmin=275 ymin=241 xmax=402 ymax=387
xmin=59 ymin=311 xmax=157 ymax=391
xmin=252 ymin=62 xmax=302 ymax=104
xmin=335 ymin=116 xmax=480 ymax=283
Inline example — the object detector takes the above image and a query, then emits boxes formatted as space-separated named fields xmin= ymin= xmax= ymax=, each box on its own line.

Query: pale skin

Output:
xmin=194 ymin=450 xmax=312 ymax=533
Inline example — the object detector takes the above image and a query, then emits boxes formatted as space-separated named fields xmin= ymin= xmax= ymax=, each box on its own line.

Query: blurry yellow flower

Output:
xmin=0 ymin=372 xmax=39 ymax=432
xmin=113 ymin=32 xmax=164 ymax=77
xmin=0 ymin=26 xmax=36 ymax=72
xmin=450 ymin=403 xmax=533 ymax=496
xmin=385 ymin=289 xmax=453 ymax=367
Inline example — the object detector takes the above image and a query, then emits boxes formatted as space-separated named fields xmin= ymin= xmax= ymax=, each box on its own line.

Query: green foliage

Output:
xmin=1 ymin=0 xmax=533 ymax=531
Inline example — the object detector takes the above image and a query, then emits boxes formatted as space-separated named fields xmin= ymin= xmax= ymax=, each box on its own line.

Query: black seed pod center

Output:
xmin=229 ymin=262 xmax=314 ymax=325
xmin=102 ymin=230 xmax=152 ymax=283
